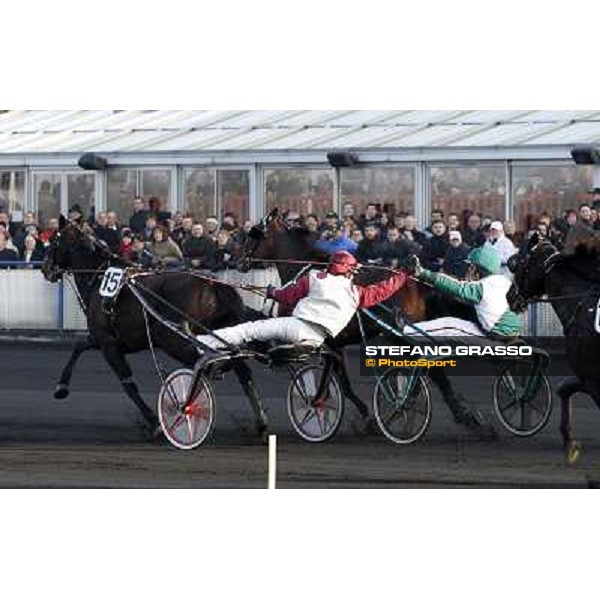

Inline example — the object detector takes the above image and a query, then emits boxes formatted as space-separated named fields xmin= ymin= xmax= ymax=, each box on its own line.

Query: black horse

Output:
xmin=42 ymin=217 xmax=269 ymax=439
xmin=241 ymin=208 xmax=495 ymax=438
xmin=507 ymin=230 xmax=600 ymax=463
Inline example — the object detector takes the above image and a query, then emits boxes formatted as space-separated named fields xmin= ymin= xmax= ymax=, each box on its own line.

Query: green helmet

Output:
xmin=466 ymin=245 xmax=501 ymax=276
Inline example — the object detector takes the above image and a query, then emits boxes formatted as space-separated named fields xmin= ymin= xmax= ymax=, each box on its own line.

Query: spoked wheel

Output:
xmin=373 ymin=367 xmax=432 ymax=445
xmin=286 ymin=363 xmax=344 ymax=442
xmin=158 ymin=368 xmax=216 ymax=450
xmin=493 ymin=360 xmax=552 ymax=437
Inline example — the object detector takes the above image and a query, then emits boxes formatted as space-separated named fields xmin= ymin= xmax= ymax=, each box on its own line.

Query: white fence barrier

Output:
xmin=0 ymin=267 xmax=563 ymax=336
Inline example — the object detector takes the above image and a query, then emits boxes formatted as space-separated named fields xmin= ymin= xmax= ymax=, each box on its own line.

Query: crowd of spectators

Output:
xmin=1 ymin=191 xmax=600 ymax=277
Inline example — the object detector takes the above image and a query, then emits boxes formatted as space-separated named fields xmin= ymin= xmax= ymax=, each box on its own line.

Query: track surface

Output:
xmin=1 ymin=341 xmax=599 ymax=488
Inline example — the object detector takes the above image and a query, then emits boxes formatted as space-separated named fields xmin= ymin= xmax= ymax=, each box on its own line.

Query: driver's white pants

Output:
xmin=197 ymin=317 xmax=327 ymax=351
xmin=403 ymin=317 xmax=485 ymax=337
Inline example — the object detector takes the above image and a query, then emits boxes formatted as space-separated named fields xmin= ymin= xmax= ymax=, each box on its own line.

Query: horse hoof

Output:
xmin=566 ymin=442 xmax=581 ymax=466
xmin=54 ymin=384 xmax=70 ymax=400
xmin=257 ymin=424 xmax=269 ymax=444
xmin=361 ymin=415 xmax=378 ymax=435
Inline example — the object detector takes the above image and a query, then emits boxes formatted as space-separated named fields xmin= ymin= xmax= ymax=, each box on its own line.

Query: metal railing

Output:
xmin=0 ymin=264 xmax=564 ymax=335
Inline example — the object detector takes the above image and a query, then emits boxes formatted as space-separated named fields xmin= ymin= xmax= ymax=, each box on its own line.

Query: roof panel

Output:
xmin=522 ymin=121 xmax=600 ymax=145
xmin=380 ymin=124 xmax=482 ymax=147
xmin=456 ymin=110 xmax=535 ymax=124
xmin=448 ymin=123 xmax=553 ymax=146
xmin=324 ymin=126 xmax=418 ymax=148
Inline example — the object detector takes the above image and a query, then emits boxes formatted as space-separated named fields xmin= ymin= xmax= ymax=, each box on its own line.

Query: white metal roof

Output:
xmin=0 ymin=110 xmax=599 ymax=155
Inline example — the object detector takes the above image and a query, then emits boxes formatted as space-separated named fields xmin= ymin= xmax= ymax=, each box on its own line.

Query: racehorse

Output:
xmin=507 ymin=230 xmax=600 ymax=463
xmin=42 ymin=216 xmax=269 ymax=439
xmin=240 ymin=208 xmax=495 ymax=437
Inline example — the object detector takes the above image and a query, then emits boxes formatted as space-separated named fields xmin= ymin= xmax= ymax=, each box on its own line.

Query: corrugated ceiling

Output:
xmin=0 ymin=110 xmax=598 ymax=153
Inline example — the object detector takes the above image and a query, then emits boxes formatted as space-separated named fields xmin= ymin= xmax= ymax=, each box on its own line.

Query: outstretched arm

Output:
xmin=270 ymin=275 xmax=310 ymax=306
xmin=357 ymin=272 xmax=408 ymax=308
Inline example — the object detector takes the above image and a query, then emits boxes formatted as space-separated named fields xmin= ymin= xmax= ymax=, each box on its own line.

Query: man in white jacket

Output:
xmin=484 ymin=221 xmax=516 ymax=276
xmin=196 ymin=251 xmax=407 ymax=356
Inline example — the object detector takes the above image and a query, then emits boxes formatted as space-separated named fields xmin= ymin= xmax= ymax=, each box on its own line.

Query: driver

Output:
xmin=195 ymin=251 xmax=408 ymax=360
xmin=405 ymin=246 xmax=521 ymax=339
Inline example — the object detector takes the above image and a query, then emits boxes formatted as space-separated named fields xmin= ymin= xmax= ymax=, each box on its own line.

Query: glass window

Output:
xmin=141 ymin=169 xmax=171 ymax=209
xmin=0 ymin=171 xmax=25 ymax=218
xmin=34 ymin=174 xmax=62 ymax=228
xmin=340 ymin=166 xmax=415 ymax=218
xmin=265 ymin=168 xmax=334 ymax=217
xmin=512 ymin=165 xmax=593 ymax=233
xmin=184 ymin=169 xmax=216 ymax=222
xmin=107 ymin=168 xmax=137 ymax=223
xmin=67 ymin=173 xmax=95 ymax=223
xmin=430 ymin=165 xmax=506 ymax=227
xmin=218 ymin=170 xmax=250 ymax=223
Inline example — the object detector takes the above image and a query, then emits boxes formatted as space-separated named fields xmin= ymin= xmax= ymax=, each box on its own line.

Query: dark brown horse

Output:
xmin=508 ymin=230 xmax=600 ymax=463
xmin=241 ymin=208 xmax=495 ymax=436
xmin=42 ymin=217 xmax=269 ymax=439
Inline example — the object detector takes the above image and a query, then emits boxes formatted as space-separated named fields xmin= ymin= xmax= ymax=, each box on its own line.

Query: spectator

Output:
xmin=320 ymin=210 xmax=340 ymax=233
xmin=342 ymin=202 xmax=355 ymax=219
xmin=503 ymin=219 xmax=523 ymax=247
xmin=378 ymin=226 xmax=419 ymax=268
xmin=205 ymin=216 xmax=219 ymax=242
xmin=119 ymin=228 xmax=134 ymax=260
xmin=443 ymin=231 xmax=470 ymax=278
xmin=148 ymin=196 xmax=171 ymax=225
xmin=356 ymin=223 xmax=382 ymax=263
xmin=68 ymin=204 xmax=83 ymax=224
xmin=357 ymin=203 xmax=381 ymax=232
xmin=314 ymin=225 xmax=357 ymax=256
xmin=96 ymin=211 xmax=121 ymax=251
xmin=420 ymin=219 xmax=448 ymax=272
xmin=129 ymin=197 xmax=148 ymax=234
xmin=222 ymin=212 xmax=239 ymax=233
xmin=130 ymin=234 xmax=154 ymax=268
xmin=402 ymin=214 xmax=427 ymax=247
xmin=0 ymin=230 xmax=18 ymax=266
xmin=447 ymin=212 xmax=460 ymax=232
xmin=350 ymin=229 xmax=363 ymax=244
xmin=143 ymin=214 xmax=157 ymax=241
xmin=212 ymin=229 xmax=236 ymax=271
xmin=12 ymin=212 xmax=39 ymax=254
xmin=463 ymin=213 xmax=485 ymax=247
xmin=425 ymin=209 xmax=444 ymax=236
xmin=564 ymin=209 xmax=577 ymax=228
xmin=21 ymin=234 xmax=45 ymax=266
xmin=39 ymin=218 xmax=59 ymax=246
xmin=579 ymin=203 xmax=593 ymax=229
xmin=305 ymin=213 xmax=319 ymax=233
xmin=393 ymin=213 xmax=405 ymax=231
xmin=149 ymin=225 xmax=183 ymax=266
xmin=172 ymin=216 xmax=194 ymax=249
xmin=484 ymin=221 xmax=516 ymax=274
xmin=94 ymin=211 xmax=108 ymax=230
xmin=183 ymin=223 xmax=216 ymax=269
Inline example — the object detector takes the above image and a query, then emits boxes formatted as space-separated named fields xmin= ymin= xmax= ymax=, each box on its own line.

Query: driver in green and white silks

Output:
xmin=405 ymin=245 xmax=521 ymax=339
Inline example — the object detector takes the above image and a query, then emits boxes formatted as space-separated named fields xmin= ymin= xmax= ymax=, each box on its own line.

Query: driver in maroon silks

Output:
xmin=196 ymin=251 xmax=408 ymax=356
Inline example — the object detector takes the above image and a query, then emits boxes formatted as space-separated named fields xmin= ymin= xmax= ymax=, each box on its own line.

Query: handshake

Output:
xmin=404 ymin=254 xmax=423 ymax=277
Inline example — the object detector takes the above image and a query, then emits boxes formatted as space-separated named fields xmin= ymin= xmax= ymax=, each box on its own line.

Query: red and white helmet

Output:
xmin=328 ymin=251 xmax=358 ymax=276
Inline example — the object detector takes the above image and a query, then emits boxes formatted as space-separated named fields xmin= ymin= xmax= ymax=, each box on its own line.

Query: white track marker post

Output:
xmin=268 ymin=435 xmax=277 ymax=489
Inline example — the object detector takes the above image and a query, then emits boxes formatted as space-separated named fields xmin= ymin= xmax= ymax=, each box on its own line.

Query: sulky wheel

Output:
xmin=493 ymin=361 xmax=553 ymax=437
xmin=493 ymin=360 xmax=552 ymax=437
xmin=286 ymin=363 xmax=344 ymax=443
xmin=373 ymin=367 xmax=432 ymax=445
xmin=158 ymin=368 xmax=216 ymax=450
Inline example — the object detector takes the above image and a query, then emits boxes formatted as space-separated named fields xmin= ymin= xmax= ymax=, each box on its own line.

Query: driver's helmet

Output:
xmin=328 ymin=251 xmax=358 ymax=276
xmin=465 ymin=246 xmax=501 ymax=276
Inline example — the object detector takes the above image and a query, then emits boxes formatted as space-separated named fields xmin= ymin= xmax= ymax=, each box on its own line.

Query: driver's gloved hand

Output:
xmin=406 ymin=254 xmax=423 ymax=277
xmin=265 ymin=284 xmax=277 ymax=300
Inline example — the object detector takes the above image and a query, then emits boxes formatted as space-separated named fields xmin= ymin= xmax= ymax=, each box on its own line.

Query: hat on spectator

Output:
xmin=325 ymin=210 xmax=338 ymax=219
xmin=122 ymin=227 xmax=132 ymax=237
xmin=206 ymin=217 xmax=219 ymax=226
xmin=490 ymin=221 xmax=504 ymax=231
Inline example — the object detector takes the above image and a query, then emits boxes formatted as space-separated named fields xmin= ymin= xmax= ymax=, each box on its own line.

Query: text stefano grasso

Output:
xmin=364 ymin=345 xmax=533 ymax=357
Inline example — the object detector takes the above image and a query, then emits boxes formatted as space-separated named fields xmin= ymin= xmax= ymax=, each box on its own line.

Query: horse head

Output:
xmin=42 ymin=215 xmax=108 ymax=283
xmin=238 ymin=207 xmax=285 ymax=271
xmin=507 ymin=232 xmax=561 ymax=312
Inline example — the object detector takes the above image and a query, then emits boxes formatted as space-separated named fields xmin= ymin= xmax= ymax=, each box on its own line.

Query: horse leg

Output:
xmin=558 ymin=377 xmax=583 ymax=465
xmin=231 ymin=360 xmax=268 ymax=441
xmin=100 ymin=343 xmax=160 ymax=437
xmin=54 ymin=337 xmax=96 ymax=399
xmin=331 ymin=348 xmax=369 ymax=419
xmin=428 ymin=367 xmax=497 ymax=441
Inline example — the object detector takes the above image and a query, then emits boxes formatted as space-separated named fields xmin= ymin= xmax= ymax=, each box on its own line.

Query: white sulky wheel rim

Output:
xmin=158 ymin=368 xmax=215 ymax=450
xmin=286 ymin=364 xmax=344 ymax=443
